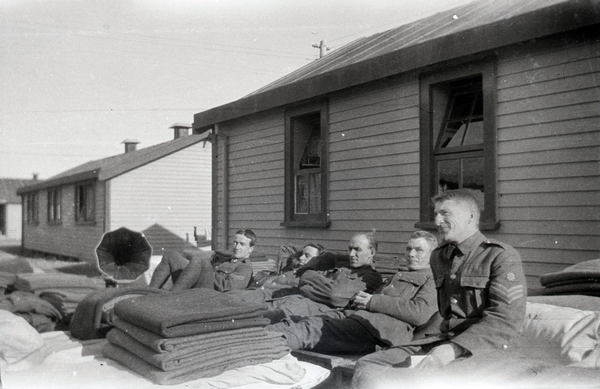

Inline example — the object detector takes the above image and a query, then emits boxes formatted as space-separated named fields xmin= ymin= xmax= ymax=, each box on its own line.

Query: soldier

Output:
xmin=149 ymin=229 xmax=256 ymax=292
xmin=353 ymin=189 xmax=527 ymax=388
xmin=267 ymin=231 xmax=438 ymax=355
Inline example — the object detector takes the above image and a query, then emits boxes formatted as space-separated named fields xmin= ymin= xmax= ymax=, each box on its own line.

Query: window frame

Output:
xmin=26 ymin=192 xmax=39 ymax=225
xmin=417 ymin=59 xmax=500 ymax=230
xmin=47 ymin=187 xmax=62 ymax=225
xmin=75 ymin=182 xmax=96 ymax=224
xmin=281 ymin=100 xmax=330 ymax=228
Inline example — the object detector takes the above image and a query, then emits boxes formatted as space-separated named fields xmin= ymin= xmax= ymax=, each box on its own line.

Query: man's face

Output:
xmin=405 ymin=238 xmax=434 ymax=271
xmin=232 ymin=234 xmax=254 ymax=259
xmin=348 ymin=234 xmax=374 ymax=268
xmin=299 ymin=246 xmax=319 ymax=265
xmin=434 ymin=199 xmax=474 ymax=243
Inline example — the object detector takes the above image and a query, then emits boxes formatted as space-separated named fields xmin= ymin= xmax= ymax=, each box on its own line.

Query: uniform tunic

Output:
xmin=431 ymin=231 xmax=527 ymax=356
xmin=267 ymin=268 xmax=436 ymax=353
xmin=353 ymin=232 xmax=528 ymax=387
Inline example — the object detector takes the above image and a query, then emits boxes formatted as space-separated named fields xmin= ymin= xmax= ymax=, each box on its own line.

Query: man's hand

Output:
xmin=350 ymin=291 xmax=373 ymax=310
xmin=415 ymin=343 xmax=466 ymax=369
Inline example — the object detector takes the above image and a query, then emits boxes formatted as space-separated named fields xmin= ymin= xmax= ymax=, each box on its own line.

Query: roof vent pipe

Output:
xmin=170 ymin=123 xmax=192 ymax=139
xmin=122 ymin=139 xmax=140 ymax=153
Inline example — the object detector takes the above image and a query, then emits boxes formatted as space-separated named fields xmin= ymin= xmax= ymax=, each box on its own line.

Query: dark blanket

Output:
xmin=299 ymin=266 xmax=382 ymax=308
xmin=541 ymin=282 xmax=600 ymax=297
xmin=113 ymin=288 xmax=269 ymax=337
xmin=106 ymin=326 xmax=288 ymax=371
xmin=540 ymin=258 xmax=600 ymax=286
xmin=112 ymin=317 xmax=268 ymax=353
xmin=102 ymin=341 xmax=290 ymax=385
xmin=70 ymin=286 xmax=165 ymax=340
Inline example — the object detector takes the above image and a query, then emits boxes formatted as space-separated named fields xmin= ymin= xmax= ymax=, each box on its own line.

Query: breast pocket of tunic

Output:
xmin=460 ymin=276 xmax=490 ymax=313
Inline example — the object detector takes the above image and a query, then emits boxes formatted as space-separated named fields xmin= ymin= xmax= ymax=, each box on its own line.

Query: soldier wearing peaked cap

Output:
xmin=352 ymin=189 xmax=527 ymax=388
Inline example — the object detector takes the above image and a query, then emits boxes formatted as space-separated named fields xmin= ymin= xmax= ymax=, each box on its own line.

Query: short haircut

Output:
xmin=304 ymin=243 xmax=325 ymax=254
xmin=409 ymin=230 xmax=438 ymax=250
xmin=432 ymin=189 xmax=481 ymax=219
xmin=235 ymin=229 xmax=257 ymax=247
xmin=352 ymin=231 xmax=378 ymax=252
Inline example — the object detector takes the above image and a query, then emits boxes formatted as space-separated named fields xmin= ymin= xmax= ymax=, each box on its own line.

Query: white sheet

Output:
xmin=3 ymin=331 xmax=330 ymax=389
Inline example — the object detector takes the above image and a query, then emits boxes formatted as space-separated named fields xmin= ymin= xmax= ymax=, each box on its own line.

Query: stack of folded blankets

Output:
xmin=102 ymin=288 xmax=290 ymax=385
xmin=12 ymin=273 xmax=106 ymax=319
xmin=540 ymin=258 xmax=600 ymax=296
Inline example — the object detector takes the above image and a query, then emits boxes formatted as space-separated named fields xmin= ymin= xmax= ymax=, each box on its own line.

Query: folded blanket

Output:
xmin=14 ymin=273 xmax=105 ymax=292
xmin=70 ymin=286 xmax=165 ymax=340
xmin=541 ymin=282 xmax=600 ymax=297
xmin=113 ymin=317 xmax=267 ymax=352
xmin=540 ymin=258 xmax=600 ymax=286
xmin=113 ymin=288 xmax=269 ymax=337
xmin=103 ymin=341 xmax=290 ymax=385
xmin=0 ymin=271 xmax=18 ymax=289
xmin=106 ymin=326 xmax=288 ymax=371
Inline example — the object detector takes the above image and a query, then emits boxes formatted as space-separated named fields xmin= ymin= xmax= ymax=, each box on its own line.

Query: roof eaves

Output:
xmin=16 ymin=170 xmax=99 ymax=195
xmin=192 ymin=0 xmax=600 ymax=130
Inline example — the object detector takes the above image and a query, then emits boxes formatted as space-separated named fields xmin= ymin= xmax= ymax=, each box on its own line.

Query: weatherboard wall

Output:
xmin=212 ymin=31 xmax=600 ymax=287
xmin=109 ymin=141 xmax=212 ymax=254
xmin=21 ymin=181 xmax=106 ymax=263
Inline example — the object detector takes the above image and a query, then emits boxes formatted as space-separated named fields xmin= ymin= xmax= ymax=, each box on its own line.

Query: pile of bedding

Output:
xmin=14 ymin=273 xmax=106 ymax=319
xmin=1 ymin=272 xmax=106 ymax=332
xmin=102 ymin=288 xmax=291 ymax=385
xmin=539 ymin=258 xmax=600 ymax=296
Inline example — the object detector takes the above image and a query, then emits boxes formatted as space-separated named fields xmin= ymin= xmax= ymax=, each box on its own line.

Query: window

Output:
xmin=75 ymin=183 xmax=95 ymax=223
xmin=26 ymin=192 xmax=39 ymax=225
xmin=417 ymin=60 xmax=499 ymax=229
xmin=47 ymin=188 xmax=62 ymax=224
xmin=281 ymin=101 xmax=330 ymax=228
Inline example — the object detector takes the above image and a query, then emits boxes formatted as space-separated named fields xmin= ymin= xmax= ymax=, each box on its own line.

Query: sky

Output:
xmin=1 ymin=0 xmax=474 ymax=180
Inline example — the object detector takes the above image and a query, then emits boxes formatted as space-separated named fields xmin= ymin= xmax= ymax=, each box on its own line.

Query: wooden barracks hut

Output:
xmin=191 ymin=0 xmax=600 ymax=288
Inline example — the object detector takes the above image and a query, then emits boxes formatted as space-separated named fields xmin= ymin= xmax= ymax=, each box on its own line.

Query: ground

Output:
xmin=0 ymin=237 xmax=99 ymax=277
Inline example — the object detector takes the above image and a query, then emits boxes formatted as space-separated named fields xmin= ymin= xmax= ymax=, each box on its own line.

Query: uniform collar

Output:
xmin=454 ymin=230 xmax=486 ymax=257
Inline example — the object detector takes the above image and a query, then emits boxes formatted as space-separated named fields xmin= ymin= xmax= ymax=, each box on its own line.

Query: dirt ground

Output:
xmin=0 ymin=238 xmax=99 ymax=277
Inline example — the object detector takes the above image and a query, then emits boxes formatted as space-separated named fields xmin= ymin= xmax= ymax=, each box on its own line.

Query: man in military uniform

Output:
xmin=266 ymin=232 xmax=383 ymax=320
xmin=149 ymin=229 xmax=256 ymax=292
xmin=267 ymin=231 xmax=438 ymax=355
xmin=353 ymin=189 xmax=527 ymax=387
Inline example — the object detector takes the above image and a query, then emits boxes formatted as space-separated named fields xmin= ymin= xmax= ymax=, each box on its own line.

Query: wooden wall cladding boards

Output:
xmin=498 ymin=176 xmax=600 ymax=194
xmin=330 ymin=185 xmax=419 ymax=202
xmin=498 ymin=220 xmax=599 ymax=237
xmin=499 ymin=206 xmax=600 ymax=222
xmin=498 ymin=161 xmax=599 ymax=181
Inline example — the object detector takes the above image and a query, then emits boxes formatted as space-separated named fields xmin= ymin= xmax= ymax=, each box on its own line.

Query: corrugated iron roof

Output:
xmin=17 ymin=133 xmax=210 ymax=194
xmin=193 ymin=0 xmax=600 ymax=129
xmin=0 ymin=178 xmax=36 ymax=203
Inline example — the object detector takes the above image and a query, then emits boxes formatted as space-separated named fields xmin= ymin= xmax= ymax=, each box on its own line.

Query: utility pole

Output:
xmin=312 ymin=39 xmax=329 ymax=58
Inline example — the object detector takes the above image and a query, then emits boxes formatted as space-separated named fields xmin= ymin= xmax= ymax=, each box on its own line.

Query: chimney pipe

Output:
xmin=170 ymin=123 xmax=191 ymax=139
xmin=32 ymin=173 xmax=39 ymax=181
xmin=122 ymin=139 xmax=140 ymax=153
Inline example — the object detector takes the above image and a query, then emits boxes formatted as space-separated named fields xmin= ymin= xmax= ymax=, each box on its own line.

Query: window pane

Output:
xmin=463 ymin=118 xmax=484 ymax=145
xmin=448 ymin=91 xmax=476 ymax=119
xmin=299 ymin=128 xmax=321 ymax=169
xmin=295 ymin=174 xmax=308 ymax=214
xmin=56 ymin=196 xmax=61 ymax=221
xmin=438 ymin=159 xmax=460 ymax=193
xmin=440 ymin=121 xmax=467 ymax=148
xmin=86 ymin=185 xmax=95 ymax=220
xmin=308 ymin=172 xmax=321 ymax=214
xmin=76 ymin=187 xmax=84 ymax=220
xmin=462 ymin=157 xmax=485 ymax=209
xmin=473 ymin=90 xmax=483 ymax=116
